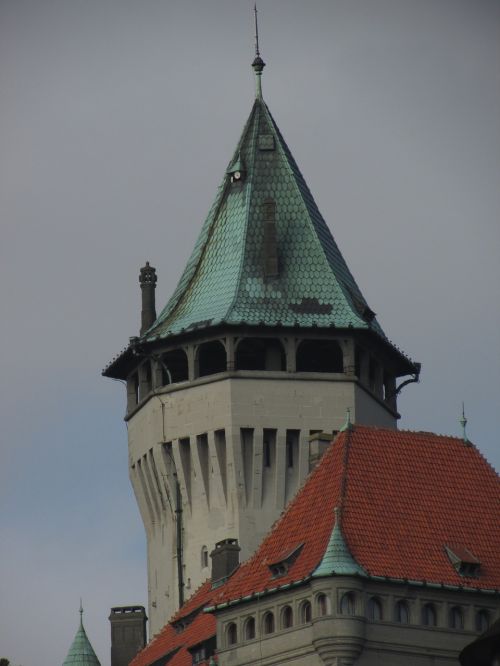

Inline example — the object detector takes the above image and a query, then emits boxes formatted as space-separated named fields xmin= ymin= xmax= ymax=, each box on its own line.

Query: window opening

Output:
xmin=296 ymin=340 xmax=343 ymax=373
xmin=201 ymin=546 xmax=209 ymax=569
xmin=340 ymin=592 xmax=355 ymax=616
xmin=300 ymin=601 xmax=312 ymax=624
xmin=476 ymin=609 xmax=490 ymax=633
xmin=395 ymin=600 xmax=410 ymax=624
xmin=445 ymin=544 xmax=481 ymax=577
xmin=226 ymin=622 xmax=237 ymax=646
xmin=422 ymin=603 xmax=437 ymax=627
xmin=197 ymin=340 xmax=226 ymax=377
xmin=450 ymin=606 xmax=464 ymax=630
xmin=263 ymin=612 xmax=275 ymax=635
xmin=235 ymin=338 xmax=285 ymax=371
xmin=317 ymin=593 xmax=330 ymax=617
xmin=368 ymin=597 xmax=382 ymax=621
xmin=160 ymin=348 xmax=188 ymax=385
xmin=281 ymin=605 xmax=293 ymax=629
xmin=244 ymin=617 xmax=255 ymax=640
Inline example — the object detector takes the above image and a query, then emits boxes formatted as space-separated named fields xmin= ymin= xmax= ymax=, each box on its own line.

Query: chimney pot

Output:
xmin=139 ymin=262 xmax=157 ymax=335
xmin=210 ymin=539 xmax=240 ymax=588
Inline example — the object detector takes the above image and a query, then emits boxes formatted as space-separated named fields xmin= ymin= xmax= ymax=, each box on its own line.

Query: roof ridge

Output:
xmin=226 ymin=101 xmax=262 ymax=322
xmin=145 ymin=101 xmax=261 ymax=339
xmin=261 ymin=102 xmax=374 ymax=332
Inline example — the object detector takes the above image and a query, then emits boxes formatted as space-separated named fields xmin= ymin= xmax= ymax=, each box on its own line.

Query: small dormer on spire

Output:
xmin=252 ymin=4 xmax=265 ymax=98
xmin=227 ymin=152 xmax=246 ymax=184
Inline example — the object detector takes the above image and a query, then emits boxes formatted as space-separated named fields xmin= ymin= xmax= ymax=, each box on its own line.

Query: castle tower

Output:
xmin=103 ymin=46 xmax=419 ymax=635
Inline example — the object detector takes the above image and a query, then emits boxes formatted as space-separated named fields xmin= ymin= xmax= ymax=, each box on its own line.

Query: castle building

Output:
xmin=103 ymin=33 xmax=420 ymax=638
xmin=128 ymin=424 xmax=500 ymax=666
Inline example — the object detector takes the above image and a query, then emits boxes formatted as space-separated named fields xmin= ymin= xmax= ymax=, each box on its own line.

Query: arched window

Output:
xmin=449 ymin=606 xmax=464 ymax=630
xmin=317 ymin=593 xmax=330 ymax=617
xmin=226 ymin=622 xmax=237 ymax=646
xmin=235 ymin=338 xmax=285 ymax=371
xmin=244 ymin=616 xmax=255 ymax=640
xmin=197 ymin=340 xmax=227 ymax=377
xmin=367 ymin=597 xmax=383 ymax=621
xmin=160 ymin=348 xmax=188 ymax=385
xmin=395 ymin=600 xmax=410 ymax=624
xmin=201 ymin=545 xmax=209 ymax=569
xmin=476 ymin=609 xmax=490 ymax=633
xmin=263 ymin=611 xmax=275 ymax=635
xmin=296 ymin=340 xmax=343 ymax=373
xmin=300 ymin=600 xmax=312 ymax=624
xmin=422 ymin=603 xmax=437 ymax=627
xmin=281 ymin=605 xmax=293 ymax=629
xmin=340 ymin=592 xmax=355 ymax=616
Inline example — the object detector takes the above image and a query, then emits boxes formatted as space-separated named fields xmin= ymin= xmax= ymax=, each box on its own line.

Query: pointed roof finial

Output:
xmin=459 ymin=402 xmax=469 ymax=444
xmin=79 ymin=599 xmax=84 ymax=624
xmin=340 ymin=407 xmax=353 ymax=432
xmin=252 ymin=4 xmax=265 ymax=98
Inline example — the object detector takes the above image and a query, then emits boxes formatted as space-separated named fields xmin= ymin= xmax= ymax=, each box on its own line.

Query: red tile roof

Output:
xmin=213 ymin=426 xmax=500 ymax=606
xmin=130 ymin=582 xmax=216 ymax=666
xmin=130 ymin=426 xmax=500 ymax=665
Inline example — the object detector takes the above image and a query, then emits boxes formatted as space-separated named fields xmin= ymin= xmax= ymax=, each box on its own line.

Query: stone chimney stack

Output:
xmin=139 ymin=262 xmax=157 ymax=335
xmin=210 ymin=539 xmax=241 ymax=588
xmin=109 ymin=606 xmax=147 ymax=666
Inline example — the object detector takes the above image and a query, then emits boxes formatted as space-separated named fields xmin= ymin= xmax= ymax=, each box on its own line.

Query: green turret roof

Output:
xmin=313 ymin=507 xmax=367 ymax=578
xmin=143 ymin=93 xmax=383 ymax=342
xmin=62 ymin=607 xmax=101 ymax=666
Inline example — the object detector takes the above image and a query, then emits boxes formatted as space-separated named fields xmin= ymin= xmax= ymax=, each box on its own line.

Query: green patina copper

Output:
xmin=313 ymin=508 xmax=366 ymax=578
xmin=143 ymin=77 xmax=383 ymax=342
xmin=62 ymin=606 xmax=101 ymax=666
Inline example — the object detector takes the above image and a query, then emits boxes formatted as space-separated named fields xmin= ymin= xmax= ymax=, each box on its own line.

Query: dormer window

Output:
xmin=227 ymin=154 xmax=245 ymax=184
xmin=267 ymin=543 xmax=303 ymax=578
xmin=445 ymin=544 xmax=481 ymax=577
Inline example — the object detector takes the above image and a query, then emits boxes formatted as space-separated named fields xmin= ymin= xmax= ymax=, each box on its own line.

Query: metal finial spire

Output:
xmin=254 ymin=4 xmax=260 ymax=57
xmin=251 ymin=4 xmax=265 ymax=98
xmin=459 ymin=402 xmax=468 ymax=443
xmin=79 ymin=599 xmax=84 ymax=624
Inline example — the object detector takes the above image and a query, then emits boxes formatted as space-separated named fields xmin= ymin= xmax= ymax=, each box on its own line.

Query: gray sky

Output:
xmin=1 ymin=1 xmax=499 ymax=664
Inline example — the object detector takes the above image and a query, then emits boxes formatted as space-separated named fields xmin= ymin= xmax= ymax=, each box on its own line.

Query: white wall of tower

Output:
xmin=127 ymin=373 xmax=396 ymax=635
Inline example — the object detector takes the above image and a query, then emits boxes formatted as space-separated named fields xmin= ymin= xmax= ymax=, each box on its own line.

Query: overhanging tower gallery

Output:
xmin=103 ymin=42 xmax=420 ymax=636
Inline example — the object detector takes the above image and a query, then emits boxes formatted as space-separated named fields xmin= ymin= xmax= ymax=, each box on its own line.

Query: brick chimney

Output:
xmin=109 ymin=606 xmax=147 ymax=666
xmin=210 ymin=539 xmax=240 ymax=588
xmin=139 ymin=262 xmax=157 ymax=335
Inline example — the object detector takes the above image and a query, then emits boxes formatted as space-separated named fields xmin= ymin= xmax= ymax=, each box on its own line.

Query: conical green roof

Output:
xmin=313 ymin=507 xmax=367 ymax=578
xmin=62 ymin=610 xmax=101 ymax=666
xmin=143 ymin=95 xmax=383 ymax=342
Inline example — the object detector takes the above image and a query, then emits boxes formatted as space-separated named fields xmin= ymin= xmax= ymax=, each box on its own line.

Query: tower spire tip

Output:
xmin=251 ymin=4 xmax=265 ymax=98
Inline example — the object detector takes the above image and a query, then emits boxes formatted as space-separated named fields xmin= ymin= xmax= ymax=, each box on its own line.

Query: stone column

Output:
xmin=384 ymin=375 xmax=397 ymax=412
xmin=186 ymin=345 xmax=196 ymax=381
xmin=359 ymin=349 xmax=369 ymax=385
xmin=226 ymin=336 xmax=236 ymax=371
xmin=285 ymin=337 xmax=297 ymax=373
xmin=127 ymin=374 xmax=138 ymax=412
xmin=340 ymin=339 xmax=355 ymax=376
xmin=138 ymin=363 xmax=151 ymax=401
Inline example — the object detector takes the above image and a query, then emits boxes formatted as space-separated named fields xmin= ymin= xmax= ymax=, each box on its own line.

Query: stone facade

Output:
xmin=215 ymin=577 xmax=498 ymax=665
xmin=126 ymin=350 xmax=397 ymax=635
